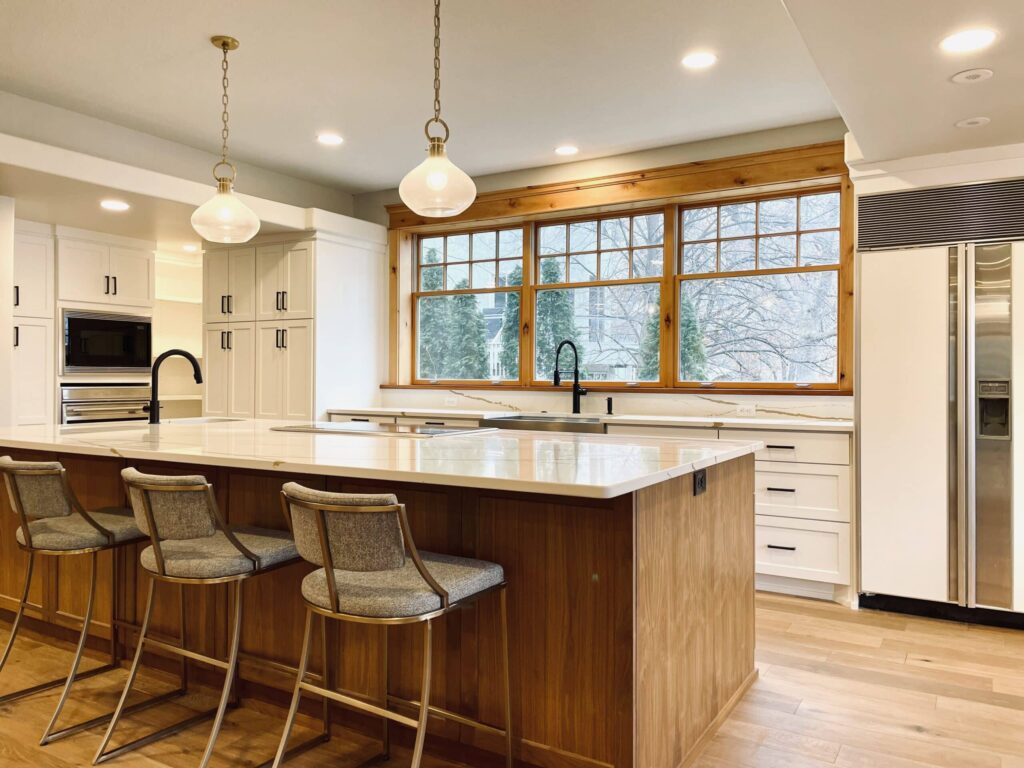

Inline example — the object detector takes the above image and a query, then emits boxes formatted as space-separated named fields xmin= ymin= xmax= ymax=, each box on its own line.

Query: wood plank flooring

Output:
xmin=1 ymin=592 xmax=1023 ymax=767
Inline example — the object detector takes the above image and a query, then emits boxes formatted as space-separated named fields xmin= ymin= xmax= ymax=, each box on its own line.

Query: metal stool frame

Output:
xmin=271 ymin=490 xmax=514 ymax=768
xmin=93 ymin=476 xmax=323 ymax=768
xmin=0 ymin=463 xmax=159 ymax=746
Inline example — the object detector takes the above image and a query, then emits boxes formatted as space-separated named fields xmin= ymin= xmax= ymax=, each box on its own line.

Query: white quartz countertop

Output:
xmin=0 ymin=419 xmax=762 ymax=499
xmin=326 ymin=407 xmax=854 ymax=433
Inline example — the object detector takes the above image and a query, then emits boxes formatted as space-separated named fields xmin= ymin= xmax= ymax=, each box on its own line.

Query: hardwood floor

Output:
xmin=1 ymin=592 xmax=1023 ymax=766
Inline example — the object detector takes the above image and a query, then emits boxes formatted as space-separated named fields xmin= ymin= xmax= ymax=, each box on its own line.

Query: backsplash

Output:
xmin=379 ymin=388 xmax=853 ymax=421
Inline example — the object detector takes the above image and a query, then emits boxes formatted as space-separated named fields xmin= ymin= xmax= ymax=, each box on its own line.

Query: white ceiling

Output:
xmin=0 ymin=0 xmax=839 ymax=194
xmin=783 ymin=0 xmax=1024 ymax=163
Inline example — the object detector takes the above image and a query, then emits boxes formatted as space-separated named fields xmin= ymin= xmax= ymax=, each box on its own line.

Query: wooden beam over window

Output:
xmin=386 ymin=141 xmax=846 ymax=230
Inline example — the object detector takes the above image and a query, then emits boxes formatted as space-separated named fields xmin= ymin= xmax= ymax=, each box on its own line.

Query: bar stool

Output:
xmin=271 ymin=483 xmax=513 ymax=768
xmin=0 ymin=456 xmax=148 ymax=746
xmin=93 ymin=468 xmax=306 ymax=768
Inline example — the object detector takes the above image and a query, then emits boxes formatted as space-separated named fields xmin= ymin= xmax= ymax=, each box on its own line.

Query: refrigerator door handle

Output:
xmin=954 ymin=244 xmax=969 ymax=607
xmin=964 ymin=243 xmax=977 ymax=608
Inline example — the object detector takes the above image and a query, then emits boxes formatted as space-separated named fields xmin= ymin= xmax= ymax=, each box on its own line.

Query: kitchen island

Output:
xmin=0 ymin=419 xmax=759 ymax=768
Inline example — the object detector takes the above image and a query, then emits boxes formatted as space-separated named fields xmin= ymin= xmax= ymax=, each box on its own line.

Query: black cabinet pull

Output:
xmin=13 ymin=327 xmax=19 ymax=347
xmin=766 ymin=487 xmax=797 ymax=493
xmin=13 ymin=285 xmax=19 ymax=307
xmin=275 ymin=329 xmax=281 ymax=348
xmin=766 ymin=544 xmax=797 ymax=551
xmin=220 ymin=331 xmax=226 ymax=350
xmin=351 ymin=417 xmax=370 ymax=422
xmin=766 ymin=444 xmax=796 ymax=450
xmin=275 ymin=291 xmax=282 ymax=311
xmin=425 ymin=421 xmax=445 ymax=426
xmin=282 ymin=291 xmax=288 ymax=311
xmin=104 ymin=276 xmax=110 ymax=295
xmin=227 ymin=295 xmax=233 ymax=314
xmin=281 ymin=329 xmax=287 ymax=349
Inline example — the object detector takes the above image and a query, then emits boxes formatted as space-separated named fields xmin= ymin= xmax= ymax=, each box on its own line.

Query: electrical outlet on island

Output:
xmin=736 ymin=403 xmax=756 ymax=417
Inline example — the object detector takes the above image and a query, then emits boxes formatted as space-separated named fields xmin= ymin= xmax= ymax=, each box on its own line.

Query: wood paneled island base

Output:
xmin=0 ymin=446 xmax=754 ymax=768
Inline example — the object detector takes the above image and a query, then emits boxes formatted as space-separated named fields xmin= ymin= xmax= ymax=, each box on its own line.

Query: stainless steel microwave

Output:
xmin=62 ymin=310 xmax=152 ymax=374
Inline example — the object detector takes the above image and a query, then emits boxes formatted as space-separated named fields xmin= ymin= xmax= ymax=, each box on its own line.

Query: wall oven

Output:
xmin=63 ymin=310 xmax=152 ymax=374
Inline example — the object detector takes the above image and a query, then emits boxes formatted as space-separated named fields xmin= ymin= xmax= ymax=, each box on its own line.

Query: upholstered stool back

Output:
xmin=281 ymin=483 xmax=405 ymax=572
xmin=122 ymin=467 xmax=216 ymax=540
xmin=0 ymin=456 xmax=72 ymax=519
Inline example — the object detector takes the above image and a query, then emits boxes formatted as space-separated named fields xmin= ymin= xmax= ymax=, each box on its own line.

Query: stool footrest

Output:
xmin=299 ymin=681 xmax=419 ymax=729
xmin=0 ymin=662 xmax=116 ymax=705
xmin=144 ymin=637 xmax=230 ymax=671
xmin=94 ymin=702 xmax=233 ymax=764
xmin=41 ymin=687 xmax=188 ymax=745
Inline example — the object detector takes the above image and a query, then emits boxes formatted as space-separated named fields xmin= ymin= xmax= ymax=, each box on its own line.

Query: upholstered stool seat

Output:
xmin=16 ymin=507 xmax=141 ymax=551
xmin=140 ymin=527 xmax=297 ymax=579
xmin=302 ymin=553 xmax=504 ymax=618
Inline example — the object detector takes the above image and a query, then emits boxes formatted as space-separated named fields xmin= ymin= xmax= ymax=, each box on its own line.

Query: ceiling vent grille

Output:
xmin=858 ymin=178 xmax=1024 ymax=250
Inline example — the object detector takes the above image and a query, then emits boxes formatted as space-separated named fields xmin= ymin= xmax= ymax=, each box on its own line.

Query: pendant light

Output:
xmin=191 ymin=36 xmax=261 ymax=243
xmin=399 ymin=0 xmax=477 ymax=218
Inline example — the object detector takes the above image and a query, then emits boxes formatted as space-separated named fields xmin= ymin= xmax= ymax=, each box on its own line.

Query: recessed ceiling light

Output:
xmin=555 ymin=145 xmax=579 ymax=156
xmin=940 ymin=28 xmax=997 ymax=54
xmin=955 ymin=116 xmax=991 ymax=128
xmin=182 ymin=244 xmax=199 ymax=253
xmin=681 ymin=51 xmax=717 ymax=70
xmin=951 ymin=67 xmax=994 ymax=84
xmin=317 ymin=132 xmax=344 ymax=146
xmin=100 ymin=199 xmax=130 ymax=212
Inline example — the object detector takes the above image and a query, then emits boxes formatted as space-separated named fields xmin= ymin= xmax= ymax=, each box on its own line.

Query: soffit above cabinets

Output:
xmin=783 ymin=0 xmax=1024 ymax=163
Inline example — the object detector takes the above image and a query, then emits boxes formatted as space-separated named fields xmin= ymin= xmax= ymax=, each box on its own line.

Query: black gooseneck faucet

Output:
xmin=148 ymin=349 xmax=203 ymax=424
xmin=552 ymin=339 xmax=588 ymax=415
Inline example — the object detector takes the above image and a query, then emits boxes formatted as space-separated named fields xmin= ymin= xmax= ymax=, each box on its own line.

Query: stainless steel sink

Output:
xmin=479 ymin=415 xmax=606 ymax=434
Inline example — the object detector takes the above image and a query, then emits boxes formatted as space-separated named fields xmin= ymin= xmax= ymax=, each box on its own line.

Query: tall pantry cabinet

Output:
xmin=202 ymin=232 xmax=384 ymax=420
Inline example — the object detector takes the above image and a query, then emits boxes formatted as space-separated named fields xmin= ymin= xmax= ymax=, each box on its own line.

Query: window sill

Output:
xmin=383 ymin=383 xmax=853 ymax=396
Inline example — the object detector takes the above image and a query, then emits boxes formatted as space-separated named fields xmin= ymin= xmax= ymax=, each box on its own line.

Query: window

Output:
xmin=678 ymin=191 xmax=841 ymax=386
xmin=407 ymin=183 xmax=849 ymax=393
xmin=415 ymin=228 xmax=523 ymax=381
xmin=534 ymin=212 xmax=664 ymax=383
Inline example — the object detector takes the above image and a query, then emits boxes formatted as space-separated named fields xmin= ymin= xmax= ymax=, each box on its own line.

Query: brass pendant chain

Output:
xmin=220 ymin=43 xmax=231 ymax=166
xmin=432 ymin=0 xmax=442 ymax=123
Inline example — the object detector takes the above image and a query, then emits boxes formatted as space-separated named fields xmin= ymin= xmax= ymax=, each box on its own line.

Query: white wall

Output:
xmin=152 ymin=253 xmax=203 ymax=411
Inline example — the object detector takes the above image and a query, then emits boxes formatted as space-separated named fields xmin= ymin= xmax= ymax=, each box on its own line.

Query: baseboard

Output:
xmin=680 ymin=668 xmax=759 ymax=768
xmin=756 ymin=575 xmax=838 ymax=602
xmin=859 ymin=593 xmax=1024 ymax=629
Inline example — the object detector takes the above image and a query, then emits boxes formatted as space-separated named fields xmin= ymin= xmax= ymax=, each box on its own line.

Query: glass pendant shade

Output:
xmin=191 ymin=179 xmax=261 ymax=243
xmin=399 ymin=139 xmax=477 ymax=217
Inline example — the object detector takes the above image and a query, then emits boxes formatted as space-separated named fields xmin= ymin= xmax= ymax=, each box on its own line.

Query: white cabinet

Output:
xmin=395 ymin=416 xmax=479 ymax=428
xmin=204 ymin=248 xmax=256 ymax=323
xmin=859 ymin=246 xmax=951 ymax=603
xmin=755 ymin=515 xmax=851 ymax=586
xmin=329 ymin=413 xmax=396 ymax=425
xmin=13 ymin=233 xmax=54 ymax=319
xmin=12 ymin=318 xmax=54 ymax=426
xmin=255 ymin=320 xmax=313 ymax=419
xmin=57 ymin=238 xmax=153 ymax=307
xmin=203 ymin=322 xmax=255 ymax=419
xmin=108 ymin=247 xmax=153 ymax=307
xmin=256 ymin=243 xmax=313 ymax=321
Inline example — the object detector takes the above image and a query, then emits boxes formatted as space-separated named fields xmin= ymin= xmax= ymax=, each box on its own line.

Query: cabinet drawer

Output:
xmin=723 ymin=429 xmax=850 ymax=465
xmin=329 ymin=414 xmax=396 ymax=425
xmin=755 ymin=515 xmax=850 ymax=585
xmin=605 ymin=425 xmax=718 ymax=439
xmin=755 ymin=462 xmax=850 ymax=523
xmin=396 ymin=417 xmax=479 ymax=428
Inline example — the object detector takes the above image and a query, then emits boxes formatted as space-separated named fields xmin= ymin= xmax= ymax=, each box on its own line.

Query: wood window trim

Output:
xmin=389 ymin=140 xmax=853 ymax=396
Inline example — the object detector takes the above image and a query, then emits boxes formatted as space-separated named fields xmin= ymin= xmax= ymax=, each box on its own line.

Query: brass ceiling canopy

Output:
xmin=210 ymin=35 xmax=239 ymax=51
